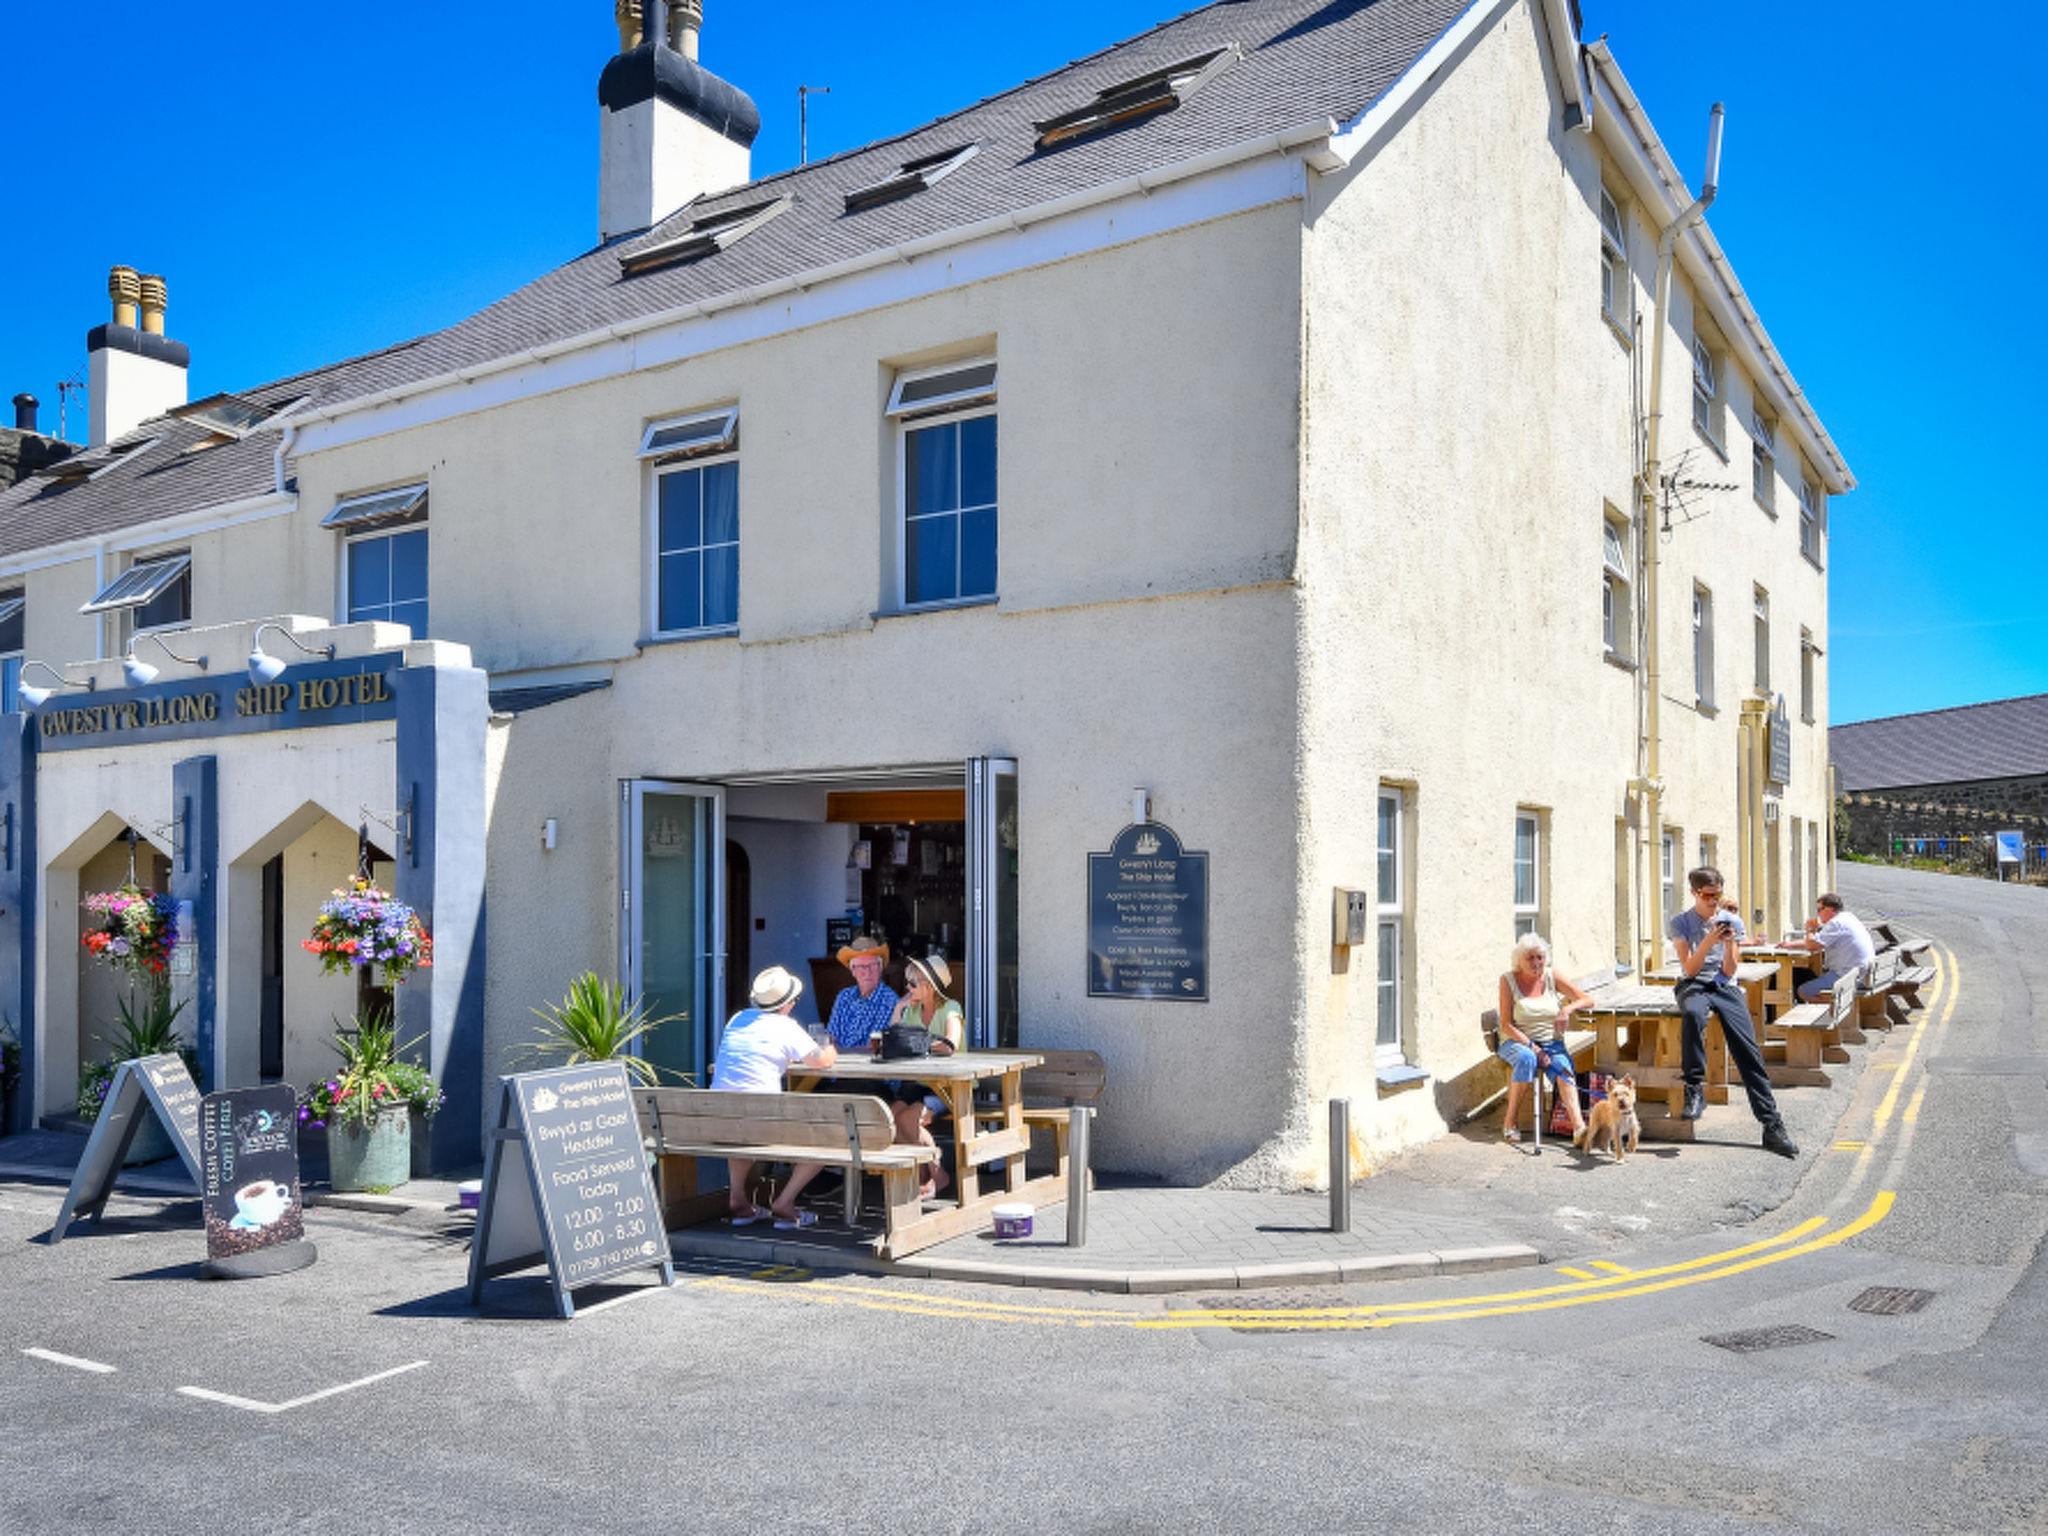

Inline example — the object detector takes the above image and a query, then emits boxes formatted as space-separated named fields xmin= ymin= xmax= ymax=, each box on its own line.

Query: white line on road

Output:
xmin=572 ymin=1283 xmax=673 ymax=1317
xmin=23 ymin=1348 xmax=117 ymax=1374
xmin=176 ymin=1360 xmax=430 ymax=1415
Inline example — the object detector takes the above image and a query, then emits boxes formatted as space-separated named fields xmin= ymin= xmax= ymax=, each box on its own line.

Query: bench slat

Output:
xmin=654 ymin=1139 xmax=934 ymax=1167
xmin=1021 ymin=1049 xmax=1106 ymax=1105
xmin=635 ymin=1088 xmax=899 ymax=1153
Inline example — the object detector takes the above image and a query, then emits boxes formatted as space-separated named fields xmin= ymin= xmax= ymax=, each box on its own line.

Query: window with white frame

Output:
xmin=0 ymin=591 xmax=22 ymax=713
xmin=1799 ymin=474 xmax=1825 ymax=566
xmin=1691 ymin=331 xmax=1724 ymax=450
xmin=1692 ymin=584 xmax=1716 ymax=708
xmin=1602 ymin=507 xmax=1632 ymax=660
xmin=641 ymin=408 xmax=742 ymax=637
xmin=1376 ymin=787 xmax=1408 ymax=1063
xmin=1661 ymin=830 xmax=1681 ymax=949
xmin=1800 ymin=629 xmax=1818 ymax=723
xmin=1753 ymin=586 xmax=1770 ymax=694
xmin=888 ymin=359 xmax=997 ymax=609
xmin=345 ymin=525 xmax=428 ymax=635
xmin=83 ymin=551 xmax=191 ymax=634
xmin=1599 ymin=189 xmax=1630 ymax=327
xmin=1751 ymin=407 xmax=1777 ymax=512
xmin=1700 ymin=833 xmax=1717 ymax=875
xmin=1513 ymin=810 xmax=1543 ymax=939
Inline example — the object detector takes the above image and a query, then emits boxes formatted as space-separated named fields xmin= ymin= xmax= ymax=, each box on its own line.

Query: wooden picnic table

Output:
xmin=1645 ymin=960 xmax=1780 ymax=1030
xmin=1739 ymin=943 xmax=1822 ymax=1019
xmin=788 ymin=1050 xmax=1060 ymax=1253
xmin=1576 ymin=984 xmax=1729 ymax=1132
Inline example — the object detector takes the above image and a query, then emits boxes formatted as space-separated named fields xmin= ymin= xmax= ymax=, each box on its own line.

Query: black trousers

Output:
xmin=1676 ymin=981 xmax=1782 ymax=1127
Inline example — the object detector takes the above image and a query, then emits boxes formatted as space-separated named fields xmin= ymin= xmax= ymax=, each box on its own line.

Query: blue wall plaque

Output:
xmin=1087 ymin=821 xmax=1209 ymax=1002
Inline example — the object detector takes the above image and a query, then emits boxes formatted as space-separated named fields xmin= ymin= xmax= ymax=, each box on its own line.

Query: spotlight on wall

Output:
xmin=542 ymin=818 xmax=559 ymax=852
xmin=16 ymin=659 xmax=97 ymax=709
xmin=247 ymin=622 xmax=336 ymax=684
xmin=122 ymin=631 xmax=210 ymax=689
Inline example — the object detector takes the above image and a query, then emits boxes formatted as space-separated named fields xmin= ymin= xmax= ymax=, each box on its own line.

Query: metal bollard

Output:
xmin=1066 ymin=1105 xmax=1092 ymax=1247
xmin=1329 ymin=1097 xmax=1352 ymax=1233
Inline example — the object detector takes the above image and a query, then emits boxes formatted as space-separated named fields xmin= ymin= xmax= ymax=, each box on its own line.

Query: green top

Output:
xmin=902 ymin=998 xmax=965 ymax=1049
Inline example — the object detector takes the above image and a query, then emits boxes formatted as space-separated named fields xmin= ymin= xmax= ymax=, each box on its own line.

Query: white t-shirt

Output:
xmin=1813 ymin=911 xmax=1876 ymax=975
xmin=712 ymin=1008 xmax=819 ymax=1093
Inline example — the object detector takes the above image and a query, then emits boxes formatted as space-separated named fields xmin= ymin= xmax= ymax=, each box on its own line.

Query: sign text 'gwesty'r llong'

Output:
xmin=34 ymin=659 xmax=400 ymax=752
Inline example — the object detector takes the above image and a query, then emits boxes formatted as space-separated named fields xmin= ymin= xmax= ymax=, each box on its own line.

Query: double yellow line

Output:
xmin=699 ymin=946 xmax=1954 ymax=1333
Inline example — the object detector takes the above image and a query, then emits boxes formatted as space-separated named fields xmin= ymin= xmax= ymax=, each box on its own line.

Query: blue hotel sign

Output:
xmin=34 ymin=658 xmax=401 ymax=753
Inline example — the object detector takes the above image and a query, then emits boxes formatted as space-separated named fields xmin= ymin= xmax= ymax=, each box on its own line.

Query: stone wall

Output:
xmin=1839 ymin=774 xmax=2048 ymax=873
xmin=0 ymin=427 xmax=76 ymax=490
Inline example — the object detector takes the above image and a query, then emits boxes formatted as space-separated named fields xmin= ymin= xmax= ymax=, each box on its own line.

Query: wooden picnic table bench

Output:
xmin=1576 ymin=982 xmax=1732 ymax=1136
xmin=1758 ymin=972 xmax=1858 ymax=1086
xmin=1477 ymin=968 xmax=1608 ymax=1142
xmin=1858 ymin=948 xmax=1912 ymax=1030
xmin=633 ymin=1087 xmax=938 ymax=1256
xmin=977 ymin=1049 xmax=1106 ymax=1175
xmin=1870 ymin=921 xmax=1934 ymax=967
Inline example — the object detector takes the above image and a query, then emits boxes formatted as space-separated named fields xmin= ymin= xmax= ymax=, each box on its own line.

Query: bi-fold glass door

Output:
xmin=966 ymin=757 xmax=1018 ymax=1049
xmin=620 ymin=781 xmax=725 ymax=1086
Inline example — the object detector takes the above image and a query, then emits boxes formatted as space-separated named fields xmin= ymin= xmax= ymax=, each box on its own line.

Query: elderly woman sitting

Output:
xmin=1496 ymin=933 xmax=1590 ymax=1145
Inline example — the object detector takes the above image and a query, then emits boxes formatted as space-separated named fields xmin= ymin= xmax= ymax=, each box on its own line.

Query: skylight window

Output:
xmin=844 ymin=144 xmax=979 ymax=213
xmin=170 ymin=392 xmax=273 ymax=438
xmin=1033 ymin=46 xmax=1238 ymax=149
xmin=638 ymin=407 xmax=739 ymax=461
xmin=48 ymin=436 xmax=158 ymax=484
xmin=81 ymin=553 xmax=191 ymax=614
xmin=322 ymin=482 xmax=429 ymax=530
xmin=620 ymin=196 xmax=793 ymax=277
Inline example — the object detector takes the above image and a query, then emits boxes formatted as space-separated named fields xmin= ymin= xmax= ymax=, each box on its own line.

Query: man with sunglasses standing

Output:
xmin=1668 ymin=865 xmax=1799 ymax=1158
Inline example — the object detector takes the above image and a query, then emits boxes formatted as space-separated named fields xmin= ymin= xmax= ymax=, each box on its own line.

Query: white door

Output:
xmin=965 ymin=757 xmax=1018 ymax=1049
xmin=620 ymin=780 xmax=725 ymax=1085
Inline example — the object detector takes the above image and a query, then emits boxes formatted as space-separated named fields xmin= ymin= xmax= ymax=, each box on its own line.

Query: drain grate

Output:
xmin=1848 ymin=1286 xmax=1936 ymax=1316
xmin=1702 ymin=1323 xmax=1835 ymax=1354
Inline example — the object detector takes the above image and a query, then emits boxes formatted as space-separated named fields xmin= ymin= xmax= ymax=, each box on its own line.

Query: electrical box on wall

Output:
xmin=1333 ymin=887 xmax=1369 ymax=947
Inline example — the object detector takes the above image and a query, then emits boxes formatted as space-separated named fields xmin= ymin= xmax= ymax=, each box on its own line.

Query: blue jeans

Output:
xmin=1499 ymin=1038 xmax=1575 ymax=1086
xmin=1798 ymin=968 xmax=1846 ymax=1002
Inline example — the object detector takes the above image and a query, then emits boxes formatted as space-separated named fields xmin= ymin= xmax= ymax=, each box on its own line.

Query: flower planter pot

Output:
xmin=120 ymin=1112 xmax=177 ymax=1167
xmin=326 ymin=1105 xmax=413 ymax=1192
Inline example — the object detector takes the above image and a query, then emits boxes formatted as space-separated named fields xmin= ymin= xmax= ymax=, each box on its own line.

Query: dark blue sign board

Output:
xmin=1087 ymin=821 xmax=1209 ymax=1002
xmin=34 ymin=657 xmax=400 ymax=753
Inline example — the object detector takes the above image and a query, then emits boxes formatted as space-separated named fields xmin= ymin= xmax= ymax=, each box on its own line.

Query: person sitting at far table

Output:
xmin=1670 ymin=867 xmax=1798 ymax=1158
xmin=1496 ymin=933 xmax=1590 ymax=1145
xmin=825 ymin=936 xmax=899 ymax=1053
xmin=1788 ymin=893 xmax=1877 ymax=1002
xmin=888 ymin=953 xmax=964 ymax=1198
xmin=711 ymin=966 xmax=837 ymax=1230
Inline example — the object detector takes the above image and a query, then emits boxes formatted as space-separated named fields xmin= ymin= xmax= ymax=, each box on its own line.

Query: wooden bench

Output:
xmin=1870 ymin=921 xmax=1933 ymax=966
xmin=1762 ymin=972 xmax=1856 ymax=1087
xmin=987 ymin=1049 xmax=1105 ymax=1177
xmin=1891 ymin=957 xmax=1936 ymax=1010
xmin=1479 ymin=968 xmax=1606 ymax=1137
xmin=633 ymin=1087 xmax=939 ymax=1257
xmin=1857 ymin=949 xmax=1905 ymax=1031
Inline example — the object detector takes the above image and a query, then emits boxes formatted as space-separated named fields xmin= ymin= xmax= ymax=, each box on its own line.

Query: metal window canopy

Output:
xmin=844 ymin=143 xmax=979 ymax=213
xmin=886 ymin=359 xmax=997 ymax=419
xmin=323 ymin=482 xmax=428 ymax=531
xmin=81 ymin=553 xmax=191 ymax=614
xmin=638 ymin=406 xmax=739 ymax=461
xmin=0 ymin=595 xmax=24 ymax=629
xmin=1033 ymin=46 xmax=1239 ymax=150
xmin=620 ymin=195 xmax=793 ymax=277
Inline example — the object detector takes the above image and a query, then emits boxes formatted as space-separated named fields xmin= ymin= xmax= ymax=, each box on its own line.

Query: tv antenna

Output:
xmin=798 ymin=84 xmax=831 ymax=164
xmin=56 ymin=369 xmax=86 ymax=443
xmin=1659 ymin=446 xmax=1740 ymax=533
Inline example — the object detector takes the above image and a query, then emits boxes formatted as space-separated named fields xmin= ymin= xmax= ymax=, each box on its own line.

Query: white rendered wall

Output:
xmin=600 ymin=98 xmax=751 ymax=242
xmin=88 ymin=346 xmax=187 ymax=447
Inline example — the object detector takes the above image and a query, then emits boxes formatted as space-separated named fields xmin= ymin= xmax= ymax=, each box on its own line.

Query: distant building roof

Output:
xmin=1831 ymin=694 xmax=2048 ymax=791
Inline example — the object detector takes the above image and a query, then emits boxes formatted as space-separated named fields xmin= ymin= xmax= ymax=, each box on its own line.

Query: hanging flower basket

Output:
xmin=80 ymin=886 xmax=180 ymax=981
xmin=303 ymin=879 xmax=433 ymax=984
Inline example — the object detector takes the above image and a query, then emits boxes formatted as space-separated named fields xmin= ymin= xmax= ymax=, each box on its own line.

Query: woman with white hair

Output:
xmin=1497 ymin=933 xmax=1592 ymax=1145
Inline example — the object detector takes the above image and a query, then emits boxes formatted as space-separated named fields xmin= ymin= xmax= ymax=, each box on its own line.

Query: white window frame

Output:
xmin=645 ymin=446 xmax=741 ymax=640
xmin=1375 ymin=786 xmax=1409 ymax=1067
xmin=1753 ymin=586 xmax=1771 ymax=695
xmin=1800 ymin=629 xmax=1819 ymax=724
xmin=1599 ymin=189 xmax=1630 ymax=328
xmin=638 ymin=406 xmax=739 ymax=462
xmin=844 ymin=143 xmax=978 ymax=213
xmin=1798 ymin=475 xmax=1825 ymax=567
xmin=342 ymin=522 xmax=429 ymax=636
xmin=891 ymin=361 xmax=999 ymax=613
xmin=322 ymin=481 xmax=428 ymax=531
xmin=1601 ymin=509 xmax=1632 ymax=661
xmin=82 ymin=552 xmax=191 ymax=630
xmin=1512 ymin=810 xmax=1543 ymax=939
xmin=1661 ymin=829 xmax=1681 ymax=954
xmin=1751 ymin=407 xmax=1777 ymax=514
xmin=1693 ymin=584 xmax=1716 ymax=709
xmin=0 ymin=591 xmax=23 ymax=715
xmin=1691 ymin=333 xmax=1723 ymax=451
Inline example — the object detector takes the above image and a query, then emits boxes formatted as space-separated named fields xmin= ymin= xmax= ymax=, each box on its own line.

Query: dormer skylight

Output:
xmin=844 ymin=144 xmax=979 ymax=213
xmin=1033 ymin=46 xmax=1238 ymax=149
xmin=46 ymin=436 xmax=158 ymax=485
xmin=620 ymin=196 xmax=793 ymax=277
xmin=169 ymin=392 xmax=273 ymax=438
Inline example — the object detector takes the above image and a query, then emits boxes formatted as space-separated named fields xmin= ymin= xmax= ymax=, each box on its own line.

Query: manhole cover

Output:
xmin=1848 ymin=1286 xmax=1935 ymax=1316
xmin=1164 ymin=1289 xmax=1346 ymax=1333
xmin=1702 ymin=1324 xmax=1835 ymax=1354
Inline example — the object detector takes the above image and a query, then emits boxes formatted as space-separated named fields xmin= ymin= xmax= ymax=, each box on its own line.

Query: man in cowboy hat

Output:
xmin=824 ymin=934 xmax=899 ymax=1054
xmin=711 ymin=966 xmax=837 ymax=1229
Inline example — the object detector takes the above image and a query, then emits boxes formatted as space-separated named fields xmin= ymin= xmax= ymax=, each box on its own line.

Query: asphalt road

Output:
xmin=1 ymin=862 xmax=2041 ymax=1534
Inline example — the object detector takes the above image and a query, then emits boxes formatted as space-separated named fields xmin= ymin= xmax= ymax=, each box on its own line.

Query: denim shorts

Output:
xmin=1499 ymin=1038 xmax=1575 ymax=1085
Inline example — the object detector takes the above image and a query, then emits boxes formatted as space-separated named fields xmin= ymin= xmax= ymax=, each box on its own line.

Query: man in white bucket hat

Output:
xmin=711 ymin=966 xmax=838 ymax=1229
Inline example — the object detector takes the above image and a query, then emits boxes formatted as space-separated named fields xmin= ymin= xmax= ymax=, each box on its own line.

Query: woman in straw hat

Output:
xmin=710 ymin=965 xmax=838 ymax=1228
xmin=887 ymin=953 xmax=964 ymax=1199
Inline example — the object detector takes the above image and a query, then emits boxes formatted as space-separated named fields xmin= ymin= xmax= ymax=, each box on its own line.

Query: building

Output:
xmin=0 ymin=0 xmax=1852 ymax=1184
xmin=1833 ymin=694 xmax=2048 ymax=870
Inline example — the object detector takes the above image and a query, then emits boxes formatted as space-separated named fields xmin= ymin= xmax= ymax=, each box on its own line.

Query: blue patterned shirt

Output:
xmin=826 ymin=983 xmax=900 ymax=1051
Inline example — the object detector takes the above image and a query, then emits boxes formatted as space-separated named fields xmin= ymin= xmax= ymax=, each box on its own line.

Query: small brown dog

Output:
xmin=1581 ymin=1075 xmax=1640 ymax=1162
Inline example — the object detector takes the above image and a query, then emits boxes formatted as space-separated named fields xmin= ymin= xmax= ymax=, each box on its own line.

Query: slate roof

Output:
xmin=0 ymin=339 xmax=426 ymax=561
xmin=316 ymin=0 xmax=1474 ymax=406
xmin=1831 ymin=694 xmax=2048 ymax=791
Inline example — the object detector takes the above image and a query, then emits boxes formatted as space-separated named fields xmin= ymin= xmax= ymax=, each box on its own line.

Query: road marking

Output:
xmin=177 ymin=1360 xmax=429 ymax=1415
xmin=1834 ymin=1140 xmax=1868 ymax=1151
xmin=572 ymin=1283 xmax=672 ymax=1316
xmin=1556 ymin=1266 xmax=1595 ymax=1280
xmin=1902 ymin=1087 xmax=1926 ymax=1125
xmin=23 ymin=1349 xmax=116 ymax=1374
xmin=1587 ymin=1261 xmax=1631 ymax=1275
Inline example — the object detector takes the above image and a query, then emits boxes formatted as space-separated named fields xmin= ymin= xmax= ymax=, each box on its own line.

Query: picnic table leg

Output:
xmin=998 ymin=1068 xmax=1029 ymax=1195
xmin=945 ymin=1082 xmax=979 ymax=1205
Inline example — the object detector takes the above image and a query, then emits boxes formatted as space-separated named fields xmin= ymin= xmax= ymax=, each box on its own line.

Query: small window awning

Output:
xmin=323 ymin=482 xmax=429 ymax=530
xmin=0 ymin=596 xmax=25 ymax=628
xmin=639 ymin=407 xmax=739 ymax=461
xmin=81 ymin=554 xmax=190 ymax=614
xmin=886 ymin=360 xmax=997 ymax=418
xmin=844 ymin=144 xmax=978 ymax=213
xmin=620 ymin=196 xmax=792 ymax=278
xmin=1032 ymin=47 xmax=1238 ymax=149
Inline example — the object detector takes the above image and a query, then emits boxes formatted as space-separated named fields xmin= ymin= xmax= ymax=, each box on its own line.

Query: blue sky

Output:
xmin=2 ymin=2 xmax=2037 ymax=723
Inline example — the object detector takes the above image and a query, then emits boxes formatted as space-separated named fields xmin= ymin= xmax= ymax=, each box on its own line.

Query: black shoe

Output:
xmin=1761 ymin=1123 xmax=1799 ymax=1159
xmin=1681 ymin=1085 xmax=1707 ymax=1120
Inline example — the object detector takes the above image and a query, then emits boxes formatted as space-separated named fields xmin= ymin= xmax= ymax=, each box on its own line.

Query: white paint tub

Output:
xmin=992 ymin=1202 xmax=1034 ymax=1240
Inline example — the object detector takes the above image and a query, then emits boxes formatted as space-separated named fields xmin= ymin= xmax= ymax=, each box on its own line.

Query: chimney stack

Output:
xmin=86 ymin=263 xmax=189 ymax=446
xmin=597 ymin=0 xmax=758 ymax=243
xmin=12 ymin=394 xmax=37 ymax=433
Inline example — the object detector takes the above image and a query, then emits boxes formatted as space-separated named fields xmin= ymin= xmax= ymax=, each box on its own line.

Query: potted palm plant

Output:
xmin=523 ymin=973 xmax=687 ymax=1085
xmin=299 ymin=1010 xmax=441 ymax=1193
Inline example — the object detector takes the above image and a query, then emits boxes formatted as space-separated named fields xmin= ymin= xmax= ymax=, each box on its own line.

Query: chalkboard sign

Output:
xmin=1768 ymin=694 xmax=1792 ymax=787
xmin=465 ymin=1064 xmax=672 ymax=1319
xmin=49 ymin=1054 xmax=205 ymax=1243
xmin=200 ymin=1084 xmax=317 ymax=1279
xmin=1087 ymin=821 xmax=1209 ymax=1001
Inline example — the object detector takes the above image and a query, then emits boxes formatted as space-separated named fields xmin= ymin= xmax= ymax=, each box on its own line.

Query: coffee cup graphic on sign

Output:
xmin=231 ymin=1179 xmax=293 ymax=1230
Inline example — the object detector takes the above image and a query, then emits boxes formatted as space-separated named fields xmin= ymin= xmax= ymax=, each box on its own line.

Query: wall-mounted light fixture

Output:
xmin=16 ymin=659 xmax=98 ymax=709
xmin=122 ymin=631 xmax=210 ymax=689
xmin=247 ymin=623 xmax=336 ymax=684
xmin=542 ymin=818 xmax=559 ymax=852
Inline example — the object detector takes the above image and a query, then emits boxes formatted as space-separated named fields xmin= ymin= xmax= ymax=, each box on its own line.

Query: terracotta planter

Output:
xmin=326 ymin=1105 xmax=413 ymax=1191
